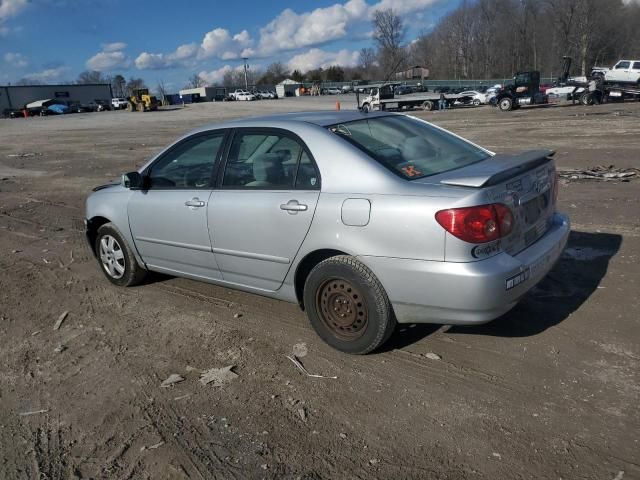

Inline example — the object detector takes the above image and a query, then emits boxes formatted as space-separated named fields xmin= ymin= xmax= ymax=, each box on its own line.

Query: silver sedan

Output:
xmin=85 ymin=111 xmax=570 ymax=354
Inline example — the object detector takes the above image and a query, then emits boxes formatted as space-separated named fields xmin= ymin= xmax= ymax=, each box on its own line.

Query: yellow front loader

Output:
xmin=127 ymin=89 xmax=159 ymax=112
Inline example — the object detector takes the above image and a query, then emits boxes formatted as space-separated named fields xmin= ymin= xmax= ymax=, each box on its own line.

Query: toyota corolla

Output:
xmin=85 ymin=111 xmax=570 ymax=354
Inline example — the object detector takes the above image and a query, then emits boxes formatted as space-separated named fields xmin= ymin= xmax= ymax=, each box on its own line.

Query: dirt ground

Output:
xmin=1 ymin=97 xmax=638 ymax=480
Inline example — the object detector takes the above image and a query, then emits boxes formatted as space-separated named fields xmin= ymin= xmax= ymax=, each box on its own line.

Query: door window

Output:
xmin=632 ymin=62 xmax=640 ymax=70
xmin=147 ymin=133 xmax=224 ymax=189
xmin=295 ymin=151 xmax=319 ymax=189
xmin=615 ymin=61 xmax=630 ymax=69
xmin=222 ymin=130 xmax=319 ymax=190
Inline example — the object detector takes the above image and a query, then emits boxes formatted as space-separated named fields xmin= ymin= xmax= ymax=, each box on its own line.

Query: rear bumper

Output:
xmin=359 ymin=213 xmax=570 ymax=325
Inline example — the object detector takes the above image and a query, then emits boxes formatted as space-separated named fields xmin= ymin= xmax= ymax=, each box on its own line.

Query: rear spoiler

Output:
xmin=440 ymin=150 xmax=555 ymax=188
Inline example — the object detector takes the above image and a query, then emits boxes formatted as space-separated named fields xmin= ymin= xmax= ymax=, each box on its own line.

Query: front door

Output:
xmin=208 ymin=128 xmax=321 ymax=291
xmin=128 ymin=131 xmax=226 ymax=279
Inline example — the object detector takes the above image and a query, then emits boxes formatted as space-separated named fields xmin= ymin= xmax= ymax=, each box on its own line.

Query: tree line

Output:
xmin=409 ymin=0 xmax=640 ymax=80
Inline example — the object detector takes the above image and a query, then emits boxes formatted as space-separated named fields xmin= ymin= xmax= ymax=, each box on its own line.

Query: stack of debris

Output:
xmin=557 ymin=165 xmax=639 ymax=182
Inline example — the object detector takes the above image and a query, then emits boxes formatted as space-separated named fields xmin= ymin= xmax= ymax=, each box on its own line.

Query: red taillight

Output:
xmin=435 ymin=203 xmax=514 ymax=244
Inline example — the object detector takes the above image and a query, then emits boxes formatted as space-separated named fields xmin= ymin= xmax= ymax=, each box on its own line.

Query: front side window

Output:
xmin=147 ymin=133 xmax=224 ymax=189
xmin=615 ymin=61 xmax=630 ymax=69
xmin=328 ymin=115 xmax=489 ymax=180
xmin=222 ymin=130 xmax=318 ymax=189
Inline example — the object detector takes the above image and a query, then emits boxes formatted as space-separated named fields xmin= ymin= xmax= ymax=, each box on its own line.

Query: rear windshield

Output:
xmin=328 ymin=115 xmax=489 ymax=180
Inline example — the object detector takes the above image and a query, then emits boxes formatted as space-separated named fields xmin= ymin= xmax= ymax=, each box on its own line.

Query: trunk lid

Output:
xmin=434 ymin=150 xmax=558 ymax=257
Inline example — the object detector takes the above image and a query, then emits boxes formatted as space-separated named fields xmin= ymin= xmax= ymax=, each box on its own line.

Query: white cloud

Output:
xmin=136 ymin=27 xmax=253 ymax=70
xmin=198 ymin=65 xmax=237 ymax=85
xmin=87 ymin=50 xmax=129 ymax=70
xmin=24 ymin=66 xmax=70 ymax=82
xmin=371 ymin=0 xmax=440 ymax=15
xmin=0 ymin=0 xmax=28 ymax=21
xmin=256 ymin=0 xmax=367 ymax=56
xmin=4 ymin=51 xmax=28 ymax=68
xmin=135 ymin=42 xmax=199 ymax=69
xmin=86 ymin=42 xmax=130 ymax=71
xmin=102 ymin=42 xmax=127 ymax=52
xmin=198 ymin=28 xmax=253 ymax=60
xmin=288 ymin=48 xmax=360 ymax=72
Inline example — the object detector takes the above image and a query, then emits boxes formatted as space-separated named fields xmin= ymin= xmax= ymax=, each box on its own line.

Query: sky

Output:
xmin=0 ymin=0 xmax=461 ymax=91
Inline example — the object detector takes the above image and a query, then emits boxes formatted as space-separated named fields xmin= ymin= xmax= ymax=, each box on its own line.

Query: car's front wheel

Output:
xmin=303 ymin=256 xmax=396 ymax=354
xmin=95 ymin=223 xmax=147 ymax=287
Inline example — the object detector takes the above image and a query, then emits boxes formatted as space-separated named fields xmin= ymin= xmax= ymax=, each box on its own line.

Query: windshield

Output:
xmin=328 ymin=115 xmax=489 ymax=180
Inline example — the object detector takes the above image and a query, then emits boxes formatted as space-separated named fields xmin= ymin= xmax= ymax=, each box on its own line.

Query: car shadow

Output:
xmin=378 ymin=230 xmax=622 ymax=350
xmin=446 ymin=230 xmax=622 ymax=338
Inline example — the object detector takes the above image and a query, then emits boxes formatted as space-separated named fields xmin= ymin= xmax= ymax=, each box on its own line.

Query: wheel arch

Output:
xmin=86 ymin=215 xmax=112 ymax=257
xmin=294 ymin=248 xmax=351 ymax=309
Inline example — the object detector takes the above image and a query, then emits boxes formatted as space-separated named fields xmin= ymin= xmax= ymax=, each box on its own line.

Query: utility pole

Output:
xmin=243 ymin=58 xmax=249 ymax=90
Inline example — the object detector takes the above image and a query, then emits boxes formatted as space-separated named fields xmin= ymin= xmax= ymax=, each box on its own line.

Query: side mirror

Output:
xmin=122 ymin=171 xmax=143 ymax=190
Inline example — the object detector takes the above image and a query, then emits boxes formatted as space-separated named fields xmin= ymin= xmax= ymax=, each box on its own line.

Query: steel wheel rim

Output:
xmin=99 ymin=235 xmax=126 ymax=279
xmin=500 ymin=99 xmax=511 ymax=109
xmin=316 ymin=278 xmax=368 ymax=340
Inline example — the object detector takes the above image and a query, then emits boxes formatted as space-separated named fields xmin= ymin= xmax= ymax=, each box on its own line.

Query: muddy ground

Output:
xmin=0 ymin=97 xmax=638 ymax=480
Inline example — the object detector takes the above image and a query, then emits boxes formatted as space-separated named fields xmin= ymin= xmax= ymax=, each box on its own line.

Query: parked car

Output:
xmin=258 ymin=90 xmax=276 ymax=99
xmin=85 ymin=111 xmax=569 ymax=354
xmin=111 ymin=98 xmax=129 ymax=109
xmin=229 ymin=89 xmax=256 ymax=101
xmin=341 ymin=85 xmax=353 ymax=93
xmin=324 ymin=87 xmax=342 ymax=95
xmin=458 ymin=90 xmax=488 ymax=105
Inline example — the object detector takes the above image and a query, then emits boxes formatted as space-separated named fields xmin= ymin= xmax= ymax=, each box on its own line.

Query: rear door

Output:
xmin=128 ymin=130 xmax=227 ymax=279
xmin=208 ymin=128 xmax=321 ymax=291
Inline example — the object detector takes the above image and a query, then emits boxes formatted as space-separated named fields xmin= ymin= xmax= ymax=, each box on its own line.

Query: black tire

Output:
xmin=498 ymin=96 xmax=513 ymax=111
xmin=422 ymin=100 xmax=434 ymax=111
xmin=579 ymin=92 xmax=593 ymax=106
xmin=361 ymin=103 xmax=370 ymax=113
xmin=95 ymin=223 xmax=147 ymax=287
xmin=303 ymin=255 xmax=396 ymax=354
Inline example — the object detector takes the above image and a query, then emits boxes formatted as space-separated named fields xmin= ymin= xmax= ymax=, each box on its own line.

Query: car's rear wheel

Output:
xmin=95 ymin=223 xmax=147 ymax=287
xmin=303 ymin=256 xmax=396 ymax=354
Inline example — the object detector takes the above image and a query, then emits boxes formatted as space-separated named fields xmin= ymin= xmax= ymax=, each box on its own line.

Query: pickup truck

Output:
xmin=111 ymin=98 xmax=129 ymax=109
xmin=592 ymin=60 xmax=640 ymax=85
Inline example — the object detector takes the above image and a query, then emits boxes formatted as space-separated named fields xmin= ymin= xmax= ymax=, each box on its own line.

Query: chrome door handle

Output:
xmin=185 ymin=197 xmax=205 ymax=208
xmin=280 ymin=200 xmax=308 ymax=214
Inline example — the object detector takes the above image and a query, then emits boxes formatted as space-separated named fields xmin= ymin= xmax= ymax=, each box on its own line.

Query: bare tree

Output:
xmin=187 ymin=74 xmax=206 ymax=88
xmin=77 ymin=70 xmax=108 ymax=84
xmin=125 ymin=77 xmax=146 ymax=96
xmin=359 ymin=47 xmax=377 ymax=79
xmin=372 ymin=9 xmax=406 ymax=79
xmin=156 ymin=80 xmax=168 ymax=105
xmin=111 ymin=74 xmax=126 ymax=97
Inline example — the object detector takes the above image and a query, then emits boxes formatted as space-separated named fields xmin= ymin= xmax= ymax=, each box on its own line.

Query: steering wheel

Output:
xmin=182 ymin=164 xmax=212 ymax=188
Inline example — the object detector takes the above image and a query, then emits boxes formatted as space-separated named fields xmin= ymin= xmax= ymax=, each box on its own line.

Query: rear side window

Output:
xmin=328 ymin=116 xmax=489 ymax=180
xmin=633 ymin=62 xmax=640 ymax=70
xmin=222 ymin=130 xmax=319 ymax=190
